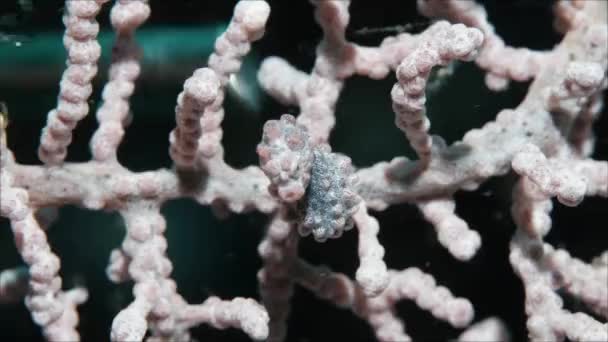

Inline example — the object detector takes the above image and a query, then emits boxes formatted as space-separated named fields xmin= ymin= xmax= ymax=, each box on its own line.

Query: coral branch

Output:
xmin=90 ymin=0 xmax=150 ymax=162
xmin=418 ymin=197 xmax=481 ymax=260
xmin=392 ymin=21 xmax=483 ymax=167
xmin=200 ymin=0 xmax=270 ymax=159
xmin=38 ymin=0 xmax=110 ymax=165
xmin=169 ymin=68 xmax=221 ymax=169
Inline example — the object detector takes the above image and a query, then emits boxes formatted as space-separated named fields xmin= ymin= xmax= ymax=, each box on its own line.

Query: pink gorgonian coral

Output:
xmin=0 ymin=0 xmax=607 ymax=341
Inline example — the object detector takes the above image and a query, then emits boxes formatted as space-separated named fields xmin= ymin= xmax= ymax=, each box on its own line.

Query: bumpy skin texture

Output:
xmin=256 ymin=115 xmax=360 ymax=242
xmin=297 ymin=146 xmax=360 ymax=242
xmin=257 ymin=114 xmax=314 ymax=203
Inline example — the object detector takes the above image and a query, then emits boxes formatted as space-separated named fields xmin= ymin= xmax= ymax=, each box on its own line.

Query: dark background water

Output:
xmin=0 ymin=0 xmax=606 ymax=341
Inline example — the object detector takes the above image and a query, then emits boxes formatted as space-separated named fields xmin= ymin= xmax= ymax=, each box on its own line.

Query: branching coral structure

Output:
xmin=0 ymin=0 xmax=607 ymax=341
